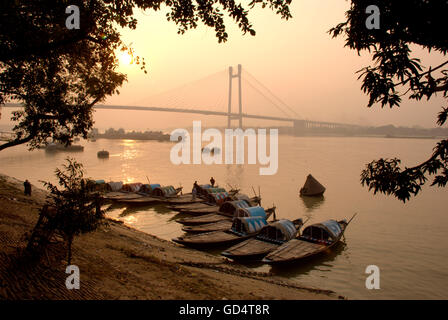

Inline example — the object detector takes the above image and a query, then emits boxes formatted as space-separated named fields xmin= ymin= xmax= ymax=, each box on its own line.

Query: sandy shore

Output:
xmin=0 ymin=173 xmax=341 ymax=300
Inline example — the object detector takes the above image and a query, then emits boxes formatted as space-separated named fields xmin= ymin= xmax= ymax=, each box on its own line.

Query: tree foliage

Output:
xmin=330 ymin=0 xmax=448 ymax=202
xmin=42 ymin=158 xmax=106 ymax=265
xmin=0 ymin=0 xmax=292 ymax=151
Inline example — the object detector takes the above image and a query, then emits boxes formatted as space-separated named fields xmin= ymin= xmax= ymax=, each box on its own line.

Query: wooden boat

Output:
xmin=262 ymin=214 xmax=356 ymax=265
xmin=97 ymin=150 xmax=109 ymax=158
xmin=102 ymin=191 xmax=144 ymax=201
xmin=172 ymin=216 xmax=268 ymax=248
xmin=181 ymin=206 xmax=276 ymax=233
xmin=221 ymin=219 xmax=304 ymax=260
xmin=165 ymin=194 xmax=206 ymax=205
xmin=115 ymin=196 xmax=162 ymax=205
xmin=168 ymin=202 xmax=215 ymax=212
xmin=139 ymin=184 xmax=182 ymax=198
xmin=172 ymin=194 xmax=260 ymax=215
xmin=182 ymin=220 xmax=233 ymax=233
xmin=176 ymin=200 xmax=261 ymax=225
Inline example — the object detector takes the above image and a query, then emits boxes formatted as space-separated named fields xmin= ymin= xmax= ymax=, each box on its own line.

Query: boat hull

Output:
xmin=176 ymin=213 xmax=231 ymax=226
xmin=172 ymin=231 xmax=254 ymax=248
xmin=182 ymin=220 xmax=233 ymax=233
xmin=222 ymin=238 xmax=281 ymax=260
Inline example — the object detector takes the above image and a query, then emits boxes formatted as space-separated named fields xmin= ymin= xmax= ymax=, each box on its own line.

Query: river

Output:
xmin=0 ymin=135 xmax=446 ymax=299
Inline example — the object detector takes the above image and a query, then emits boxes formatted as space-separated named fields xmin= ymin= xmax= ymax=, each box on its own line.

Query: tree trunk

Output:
xmin=67 ymin=236 xmax=73 ymax=265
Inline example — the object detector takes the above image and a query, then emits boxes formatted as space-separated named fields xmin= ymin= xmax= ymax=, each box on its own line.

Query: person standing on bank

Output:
xmin=24 ymin=179 xmax=31 ymax=196
xmin=210 ymin=177 xmax=215 ymax=187
xmin=192 ymin=181 xmax=199 ymax=200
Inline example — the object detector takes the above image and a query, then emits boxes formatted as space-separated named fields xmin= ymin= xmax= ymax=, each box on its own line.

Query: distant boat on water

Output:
xmin=97 ymin=150 xmax=109 ymax=158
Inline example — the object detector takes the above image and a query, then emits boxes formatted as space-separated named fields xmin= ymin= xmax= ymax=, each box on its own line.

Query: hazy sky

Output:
xmin=2 ymin=1 xmax=446 ymax=131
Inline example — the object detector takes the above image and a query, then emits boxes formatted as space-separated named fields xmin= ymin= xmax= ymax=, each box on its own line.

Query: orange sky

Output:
xmin=2 ymin=1 xmax=446 ymax=131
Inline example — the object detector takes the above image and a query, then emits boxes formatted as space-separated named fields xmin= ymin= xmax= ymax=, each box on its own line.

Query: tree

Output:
xmin=0 ymin=0 xmax=292 ymax=151
xmin=42 ymin=158 xmax=106 ymax=265
xmin=330 ymin=0 xmax=448 ymax=202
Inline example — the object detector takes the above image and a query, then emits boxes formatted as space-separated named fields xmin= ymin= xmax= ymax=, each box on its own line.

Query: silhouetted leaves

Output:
xmin=333 ymin=1 xmax=448 ymax=201
xmin=0 ymin=0 xmax=292 ymax=151
xmin=41 ymin=158 xmax=107 ymax=265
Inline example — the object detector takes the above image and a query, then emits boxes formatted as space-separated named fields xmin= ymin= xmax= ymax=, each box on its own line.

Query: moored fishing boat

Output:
xmin=171 ymin=193 xmax=261 ymax=215
xmin=176 ymin=200 xmax=252 ymax=225
xmin=139 ymin=184 xmax=183 ymax=198
xmin=115 ymin=196 xmax=162 ymax=205
xmin=181 ymin=206 xmax=276 ymax=233
xmin=165 ymin=194 xmax=206 ymax=205
xmin=172 ymin=216 xmax=268 ymax=248
xmin=97 ymin=150 xmax=109 ymax=158
xmin=221 ymin=219 xmax=304 ymax=260
xmin=262 ymin=214 xmax=356 ymax=265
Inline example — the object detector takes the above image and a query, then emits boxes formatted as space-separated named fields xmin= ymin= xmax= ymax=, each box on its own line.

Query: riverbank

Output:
xmin=0 ymin=173 xmax=340 ymax=300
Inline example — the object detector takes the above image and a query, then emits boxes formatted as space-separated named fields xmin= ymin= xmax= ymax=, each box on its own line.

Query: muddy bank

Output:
xmin=0 ymin=173 xmax=340 ymax=300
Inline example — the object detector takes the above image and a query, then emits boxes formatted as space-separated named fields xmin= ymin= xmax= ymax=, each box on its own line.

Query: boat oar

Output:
xmin=302 ymin=217 xmax=311 ymax=227
xmin=347 ymin=212 xmax=358 ymax=226
xmin=272 ymin=204 xmax=277 ymax=221
xmin=342 ymin=212 xmax=357 ymax=241
xmin=251 ymin=186 xmax=257 ymax=198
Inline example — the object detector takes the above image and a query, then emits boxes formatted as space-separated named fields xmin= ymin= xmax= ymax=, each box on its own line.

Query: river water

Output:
xmin=0 ymin=135 xmax=446 ymax=299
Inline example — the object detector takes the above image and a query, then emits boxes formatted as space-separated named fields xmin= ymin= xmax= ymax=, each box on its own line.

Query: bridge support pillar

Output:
xmin=227 ymin=64 xmax=243 ymax=128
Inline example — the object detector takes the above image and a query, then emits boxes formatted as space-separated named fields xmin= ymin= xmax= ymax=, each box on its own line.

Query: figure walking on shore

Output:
xmin=24 ymin=179 xmax=31 ymax=196
xmin=210 ymin=177 xmax=215 ymax=187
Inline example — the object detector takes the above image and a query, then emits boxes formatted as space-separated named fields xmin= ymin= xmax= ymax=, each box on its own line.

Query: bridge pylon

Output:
xmin=227 ymin=64 xmax=243 ymax=128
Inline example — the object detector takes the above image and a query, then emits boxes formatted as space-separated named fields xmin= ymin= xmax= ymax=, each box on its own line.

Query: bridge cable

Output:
xmin=243 ymin=69 xmax=302 ymax=119
xmin=242 ymin=78 xmax=291 ymax=118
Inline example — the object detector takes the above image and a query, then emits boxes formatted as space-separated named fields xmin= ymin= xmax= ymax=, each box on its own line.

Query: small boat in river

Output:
xmin=171 ymin=193 xmax=260 ymax=215
xmin=176 ymin=200 xmax=254 ymax=225
xmin=221 ymin=218 xmax=304 ymax=260
xmin=97 ymin=150 xmax=109 ymax=158
xmin=181 ymin=206 xmax=276 ymax=233
xmin=262 ymin=214 xmax=356 ymax=265
xmin=172 ymin=216 xmax=269 ymax=248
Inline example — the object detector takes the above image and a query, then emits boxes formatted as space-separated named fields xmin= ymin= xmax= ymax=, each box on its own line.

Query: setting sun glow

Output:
xmin=119 ymin=51 xmax=133 ymax=65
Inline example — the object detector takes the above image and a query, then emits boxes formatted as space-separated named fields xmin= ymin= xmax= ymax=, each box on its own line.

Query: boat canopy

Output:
xmin=153 ymin=185 xmax=177 ymax=197
xmin=219 ymin=200 xmax=250 ymax=214
xmin=122 ymin=183 xmax=143 ymax=192
xmin=140 ymin=183 xmax=162 ymax=194
xmin=206 ymin=187 xmax=226 ymax=194
xmin=232 ymin=216 xmax=268 ymax=234
xmin=108 ymin=181 xmax=123 ymax=191
xmin=95 ymin=180 xmax=106 ymax=184
xmin=208 ymin=192 xmax=229 ymax=205
xmin=235 ymin=206 xmax=267 ymax=219
xmin=302 ymin=219 xmax=342 ymax=241
xmin=258 ymin=220 xmax=298 ymax=242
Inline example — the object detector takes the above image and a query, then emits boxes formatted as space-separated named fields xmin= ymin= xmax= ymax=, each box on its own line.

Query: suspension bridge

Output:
xmin=1 ymin=64 xmax=360 ymax=140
